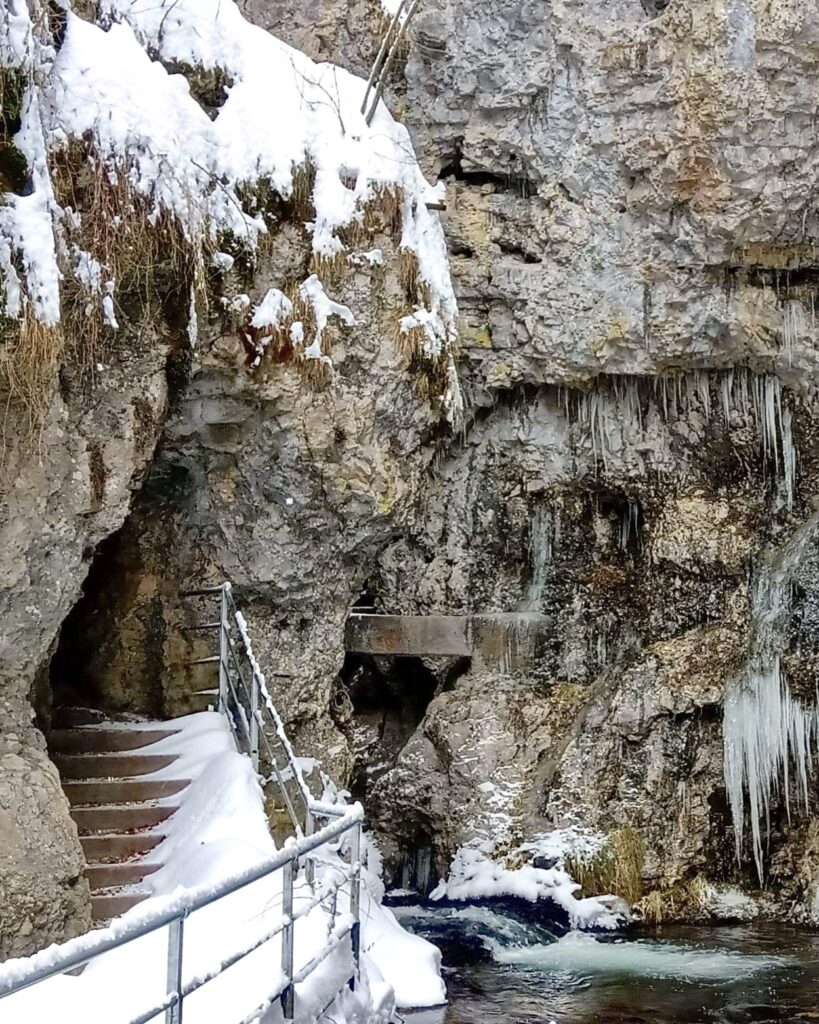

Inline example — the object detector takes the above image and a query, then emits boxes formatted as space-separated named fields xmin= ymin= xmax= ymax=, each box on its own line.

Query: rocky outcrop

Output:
xmin=234 ymin=0 xmax=819 ymax=910
xmin=0 ymin=331 xmax=170 ymax=955
xmin=57 ymin=221 xmax=449 ymax=783
xmin=6 ymin=0 xmax=819 ymax=953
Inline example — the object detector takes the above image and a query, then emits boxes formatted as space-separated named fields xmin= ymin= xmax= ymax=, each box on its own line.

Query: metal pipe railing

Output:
xmin=0 ymin=808 xmax=364 ymax=1023
xmin=1 ymin=584 xmax=367 ymax=1023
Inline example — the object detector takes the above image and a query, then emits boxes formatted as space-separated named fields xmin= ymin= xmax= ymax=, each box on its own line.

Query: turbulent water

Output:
xmin=393 ymin=903 xmax=819 ymax=1024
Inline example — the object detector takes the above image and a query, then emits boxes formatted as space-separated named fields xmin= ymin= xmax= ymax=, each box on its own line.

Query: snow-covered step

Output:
xmin=47 ymin=714 xmax=189 ymax=924
xmin=71 ymin=805 xmax=179 ymax=835
xmin=53 ymin=753 xmax=177 ymax=778
xmin=50 ymin=727 xmax=181 ymax=754
xmin=79 ymin=833 xmax=165 ymax=862
xmin=86 ymin=863 xmax=161 ymax=889
xmin=63 ymin=779 xmax=190 ymax=805
xmin=91 ymin=892 xmax=150 ymax=922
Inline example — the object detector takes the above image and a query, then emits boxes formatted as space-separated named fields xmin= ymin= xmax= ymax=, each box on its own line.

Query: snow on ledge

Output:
xmin=1 ymin=0 xmax=460 ymax=406
xmin=431 ymin=836 xmax=630 ymax=932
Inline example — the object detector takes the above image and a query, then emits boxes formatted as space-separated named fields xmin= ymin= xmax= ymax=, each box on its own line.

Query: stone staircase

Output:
xmin=49 ymin=715 xmax=191 ymax=922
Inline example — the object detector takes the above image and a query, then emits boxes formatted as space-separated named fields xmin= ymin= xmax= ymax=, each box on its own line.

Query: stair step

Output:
xmin=63 ymin=779 xmax=190 ymax=806
xmin=53 ymin=753 xmax=177 ymax=779
xmin=71 ymin=805 xmax=179 ymax=835
xmin=80 ymin=833 xmax=165 ymax=862
xmin=50 ymin=728 xmax=180 ymax=755
xmin=92 ymin=892 xmax=150 ymax=922
xmin=52 ymin=707 xmax=108 ymax=728
xmin=86 ymin=863 xmax=161 ymax=890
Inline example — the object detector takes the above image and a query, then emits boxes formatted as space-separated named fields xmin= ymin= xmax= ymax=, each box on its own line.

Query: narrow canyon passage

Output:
xmin=3 ymin=1 xmax=819 ymax=1022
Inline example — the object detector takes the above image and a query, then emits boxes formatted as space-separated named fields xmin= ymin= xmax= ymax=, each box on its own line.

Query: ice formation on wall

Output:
xmin=521 ymin=505 xmax=552 ymax=611
xmin=723 ymin=514 xmax=819 ymax=882
xmin=562 ymin=369 xmax=797 ymax=507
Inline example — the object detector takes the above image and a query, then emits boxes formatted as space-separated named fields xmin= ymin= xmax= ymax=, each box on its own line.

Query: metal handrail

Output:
xmin=0 ymin=587 xmax=365 ymax=1024
xmin=206 ymin=583 xmax=342 ymax=844
xmin=0 ymin=806 xmax=364 ymax=1022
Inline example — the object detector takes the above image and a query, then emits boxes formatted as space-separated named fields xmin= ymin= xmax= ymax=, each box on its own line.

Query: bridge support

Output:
xmin=345 ymin=613 xmax=549 ymax=672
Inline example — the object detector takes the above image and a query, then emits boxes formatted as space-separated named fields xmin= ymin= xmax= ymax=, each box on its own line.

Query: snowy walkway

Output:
xmin=0 ymin=713 xmax=444 ymax=1023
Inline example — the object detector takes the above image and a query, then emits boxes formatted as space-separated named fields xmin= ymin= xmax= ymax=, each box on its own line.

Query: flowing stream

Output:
xmin=392 ymin=902 xmax=819 ymax=1024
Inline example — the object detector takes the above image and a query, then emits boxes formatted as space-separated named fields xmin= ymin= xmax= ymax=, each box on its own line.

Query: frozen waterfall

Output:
xmin=723 ymin=516 xmax=819 ymax=882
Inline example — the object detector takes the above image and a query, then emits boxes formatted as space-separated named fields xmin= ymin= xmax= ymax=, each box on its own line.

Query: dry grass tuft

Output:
xmin=567 ymin=827 xmax=646 ymax=904
xmin=51 ymin=142 xmax=198 ymax=369
xmin=635 ymin=875 xmax=712 ymax=925
xmin=363 ymin=185 xmax=404 ymax=236
xmin=0 ymin=312 xmax=64 ymax=427
xmin=309 ymin=251 xmax=346 ymax=284
xmin=398 ymin=246 xmax=420 ymax=296
xmin=290 ymin=160 xmax=316 ymax=222
xmin=390 ymin=302 xmax=426 ymax=359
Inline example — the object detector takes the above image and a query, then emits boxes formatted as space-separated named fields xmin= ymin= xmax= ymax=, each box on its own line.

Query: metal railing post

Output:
xmin=281 ymin=855 xmax=295 ymax=1019
xmin=348 ymin=822 xmax=361 ymax=991
xmin=165 ymin=917 xmax=185 ymax=1024
xmin=250 ymin=675 xmax=260 ymax=772
xmin=218 ymin=585 xmax=229 ymax=714
xmin=304 ymin=808 xmax=315 ymax=885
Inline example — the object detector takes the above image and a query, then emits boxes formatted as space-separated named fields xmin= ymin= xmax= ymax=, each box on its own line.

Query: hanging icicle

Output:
xmin=563 ymin=370 xmax=797 ymax=508
xmin=723 ymin=516 xmax=819 ymax=883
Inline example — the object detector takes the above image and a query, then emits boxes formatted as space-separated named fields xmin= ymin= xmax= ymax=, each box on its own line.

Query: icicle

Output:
xmin=781 ymin=406 xmax=796 ymax=511
xmin=521 ymin=506 xmax=552 ymax=611
xmin=723 ymin=517 xmax=819 ymax=883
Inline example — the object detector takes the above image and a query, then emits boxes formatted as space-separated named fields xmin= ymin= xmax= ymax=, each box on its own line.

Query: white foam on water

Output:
xmin=489 ymin=932 xmax=791 ymax=982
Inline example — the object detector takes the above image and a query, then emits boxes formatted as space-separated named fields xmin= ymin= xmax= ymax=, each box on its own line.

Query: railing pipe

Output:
xmin=304 ymin=807 xmax=315 ymax=885
xmin=249 ymin=671 xmax=260 ymax=772
xmin=165 ymin=918 xmax=185 ymax=1024
xmin=280 ymin=856 xmax=295 ymax=1019
xmin=218 ymin=585 xmax=230 ymax=713
xmin=0 ymin=808 xmax=362 ymax=1000
xmin=349 ymin=822 xmax=362 ymax=990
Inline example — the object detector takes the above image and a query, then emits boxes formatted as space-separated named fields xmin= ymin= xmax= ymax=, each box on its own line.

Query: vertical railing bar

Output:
xmin=165 ymin=917 xmax=184 ymax=1024
xmin=281 ymin=855 xmax=295 ymax=1020
xmin=250 ymin=671 xmax=260 ymax=772
xmin=348 ymin=823 xmax=361 ymax=991
xmin=218 ymin=585 xmax=229 ymax=714
xmin=304 ymin=808 xmax=315 ymax=885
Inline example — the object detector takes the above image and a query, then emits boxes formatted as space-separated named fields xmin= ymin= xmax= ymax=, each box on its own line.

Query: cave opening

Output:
xmin=47 ymin=522 xmax=165 ymax=729
xmin=336 ymin=650 xmax=469 ymax=807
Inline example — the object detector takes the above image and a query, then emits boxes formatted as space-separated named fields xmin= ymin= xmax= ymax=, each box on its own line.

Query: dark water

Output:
xmin=392 ymin=902 xmax=819 ymax=1024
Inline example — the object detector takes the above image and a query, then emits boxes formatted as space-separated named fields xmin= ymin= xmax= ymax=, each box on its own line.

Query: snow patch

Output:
xmin=430 ymin=836 xmax=628 ymax=932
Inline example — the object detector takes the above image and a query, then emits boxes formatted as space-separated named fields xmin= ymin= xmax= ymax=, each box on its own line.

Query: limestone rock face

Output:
xmin=0 ymin=334 xmax=169 ymax=955
xmin=64 ymin=229 xmax=448 ymax=784
xmin=249 ymin=0 xmax=819 ymax=393
xmin=228 ymin=0 xmax=819 ymax=908
xmin=0 ymin=745 xmax=90 ymax=959
xmin=404 ymin=0 xmax=819 ymax=397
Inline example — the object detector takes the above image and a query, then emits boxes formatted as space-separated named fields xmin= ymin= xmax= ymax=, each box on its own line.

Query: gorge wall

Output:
xmin=4 ymin=0 xmax=819 ymax=957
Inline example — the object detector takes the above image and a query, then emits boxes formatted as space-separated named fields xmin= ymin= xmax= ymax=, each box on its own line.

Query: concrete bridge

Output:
xmin=344 ymin=613 xmax=549 ymax=672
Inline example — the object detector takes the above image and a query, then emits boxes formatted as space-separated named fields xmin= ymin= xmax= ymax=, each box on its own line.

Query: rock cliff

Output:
xmin=4 ymin=0 xmax=819 ymax=957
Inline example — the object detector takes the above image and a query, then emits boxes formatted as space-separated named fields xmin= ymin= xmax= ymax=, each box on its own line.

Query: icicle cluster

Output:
xmin=723 ymin=515 xmax=819 ymax=882
xmin=562 ymin=369 xmax=796 ymax=508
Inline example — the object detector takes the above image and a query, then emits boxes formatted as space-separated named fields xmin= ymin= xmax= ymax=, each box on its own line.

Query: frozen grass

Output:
xmin=0 ymin=0 xmax=460 ymax=417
